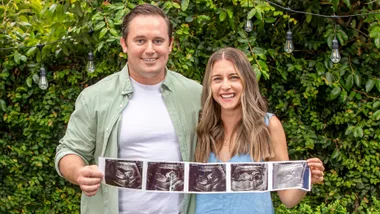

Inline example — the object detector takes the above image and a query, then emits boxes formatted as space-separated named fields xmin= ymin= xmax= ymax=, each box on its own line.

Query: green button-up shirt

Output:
xmin=55 ymin=64 xmax=202 ymax=214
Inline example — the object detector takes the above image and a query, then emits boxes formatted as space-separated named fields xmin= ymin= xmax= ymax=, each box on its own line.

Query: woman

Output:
xmin=195 ymin=47 xmax=324 ymax=213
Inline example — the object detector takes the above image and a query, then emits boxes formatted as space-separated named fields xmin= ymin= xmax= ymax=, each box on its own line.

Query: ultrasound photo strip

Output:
xmin=98 ymin=157 xmax=311 ymax=193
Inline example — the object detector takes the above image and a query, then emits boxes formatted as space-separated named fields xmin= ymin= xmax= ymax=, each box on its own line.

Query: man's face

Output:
xmin=120 ymin=15 xmax=173 ymax=85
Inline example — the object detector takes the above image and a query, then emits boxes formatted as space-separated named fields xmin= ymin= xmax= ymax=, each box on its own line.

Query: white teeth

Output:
xmin=143 ymin=58 xmax=156 ymax=61
xmin=221 ymin=94 xmax=234 ymax=98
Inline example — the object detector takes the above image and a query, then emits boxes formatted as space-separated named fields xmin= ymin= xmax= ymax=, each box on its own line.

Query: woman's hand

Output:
xmin=307 ymin=158 xmax=325 ymax=184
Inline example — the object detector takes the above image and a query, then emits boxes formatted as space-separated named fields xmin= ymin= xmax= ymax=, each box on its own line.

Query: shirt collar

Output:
xmin=119 ymin=63 xmax=173 ymax=95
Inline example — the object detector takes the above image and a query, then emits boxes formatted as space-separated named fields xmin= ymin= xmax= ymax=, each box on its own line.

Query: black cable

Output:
xmin=265 ymin=0 xmax=380 ymax=18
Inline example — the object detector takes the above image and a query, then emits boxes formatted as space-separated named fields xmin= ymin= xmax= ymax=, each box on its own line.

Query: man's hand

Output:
xmin=76 ymin=165 xmax=103 ymax=196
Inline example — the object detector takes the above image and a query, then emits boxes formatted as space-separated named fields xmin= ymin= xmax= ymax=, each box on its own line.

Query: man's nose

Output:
xmin=145 ymin=42 xmax=155 ymax=54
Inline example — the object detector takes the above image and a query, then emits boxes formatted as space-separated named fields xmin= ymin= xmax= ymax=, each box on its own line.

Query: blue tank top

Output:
xmin=195 ymin=113 xmax=275 ymax=214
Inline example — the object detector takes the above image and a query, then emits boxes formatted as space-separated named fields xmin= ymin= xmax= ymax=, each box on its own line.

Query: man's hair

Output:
xmin=121 ymin=3 xmax=173 ymax=40
xmin=195 ymin=47 xmax=275 ymax=163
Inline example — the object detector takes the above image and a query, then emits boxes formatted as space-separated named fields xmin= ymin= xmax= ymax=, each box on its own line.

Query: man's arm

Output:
xmin=59 ymin=154 xmax=103 ymax=196
xmin=56 ymin=91 xmax=103 ymax=196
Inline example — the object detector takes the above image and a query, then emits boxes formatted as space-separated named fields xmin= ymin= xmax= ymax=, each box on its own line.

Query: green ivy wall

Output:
xmin=1 ymin=0 xmax=379 ymax=213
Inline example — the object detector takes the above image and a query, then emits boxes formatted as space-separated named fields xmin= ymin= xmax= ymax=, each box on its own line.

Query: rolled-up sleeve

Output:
xmin=55 ymin=91 xmax=97 ymax=177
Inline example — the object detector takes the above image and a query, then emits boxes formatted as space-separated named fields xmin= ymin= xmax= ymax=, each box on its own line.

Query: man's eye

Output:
xmin=154 ymin=39 xmax=164 ymax=44
xmin=136 ymin=39 xmax=144 ymax=44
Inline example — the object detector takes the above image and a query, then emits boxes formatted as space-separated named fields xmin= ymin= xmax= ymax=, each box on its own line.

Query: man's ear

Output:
xmin=168 ymin=37 xmax=174 ymax=53
xmin=120 ymin=37 xmax=128 ymax=53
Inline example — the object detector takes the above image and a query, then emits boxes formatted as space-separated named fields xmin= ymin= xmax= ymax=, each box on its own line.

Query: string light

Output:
xmin=284 ymin=17 xmax=294 ymax=53
xmin=330 ymin=36 xmax=341 ymax=63
xmin=38 ymin=65 xmax=49 ymax=90
xmin=244 ymin=0 xmax=253 ymax=32
xmin=244 ymin=19 xmax=253 ymax=32
xmin=86 ymin=51 xmax=96 ymax=73
xmin=86 ymin=29 xmax=96 ymax=73
xmin=37 ymin=44 xmax=49 ymax=90
xmin=330 ymin=24 xmax=341 ymax=63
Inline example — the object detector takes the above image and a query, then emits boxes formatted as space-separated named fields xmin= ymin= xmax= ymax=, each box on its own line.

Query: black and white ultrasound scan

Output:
xmin=104 ymin=159 xmax=143 ymax=189
xmin=99 ymin=158 xmax=310 ymax=193
xmin=146 ymin=162 xmax=185 ymax=192
xmin=188 ymin=163 xmax=226 ymax=192
xmin=272 ymin=162 xmax=308 ymax=190
xmin=230 ymin=163 xmax=268 ymax=191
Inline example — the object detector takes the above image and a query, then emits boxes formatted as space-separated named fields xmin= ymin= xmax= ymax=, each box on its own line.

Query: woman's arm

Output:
xmin=268 ymin=116 xmax=324 ymax=208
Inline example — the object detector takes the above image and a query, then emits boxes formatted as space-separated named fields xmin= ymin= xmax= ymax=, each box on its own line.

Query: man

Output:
xmin=55 ymin=3 xmax=202 ymax=214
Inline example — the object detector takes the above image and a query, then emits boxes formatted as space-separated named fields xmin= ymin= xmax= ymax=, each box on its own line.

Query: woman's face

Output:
xmin=210 ymin=59 xmax=243 ymax=113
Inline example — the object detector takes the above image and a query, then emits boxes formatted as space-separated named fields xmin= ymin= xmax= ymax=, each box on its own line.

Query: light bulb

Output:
xmin=244 ymin=19 xmax=253 ymax=32
xmin=284 ymin=30 xmax=294 ymax=53
xmin=39 ymin=66 xmax=48 ymax=90
xmin=86 ymin=52 xmax=96 ymax=73
xmin=330 ymin=37 xmax=341 ymax=63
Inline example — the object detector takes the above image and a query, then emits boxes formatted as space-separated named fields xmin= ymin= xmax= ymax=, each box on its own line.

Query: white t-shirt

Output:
xmin=118 ymin=78 xmax=183 ymax=214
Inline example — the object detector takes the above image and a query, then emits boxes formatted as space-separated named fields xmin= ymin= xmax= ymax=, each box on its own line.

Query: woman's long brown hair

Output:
xmin=195 ymin=47 xmax=275 ymax=163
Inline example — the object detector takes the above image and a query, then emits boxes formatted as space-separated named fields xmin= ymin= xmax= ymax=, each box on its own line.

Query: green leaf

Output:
xmin=94 ymin=21 xmax=106 ymax=31
xmin=365 ymin=79 xmax=375 ymax=92
xmin=226 ymin=9 xmax=233 ymax=19
xmin=354 ymin=74 xmax=361 ymax=87
xmin=109 ymin=28 xmax=119 ymax=37
xmin=373 ymin=110 xmax=380 ymax=120
xmin=14 ymin=51 xmax=21 ymax=64
xmin=353 ymin=126 xmax=364 ymax=138
xmin=343 ymin=0 xmax=351 ymax=8
xmin=99 ymin=28 xmax=108 ymax=39
xmin=345 ymin=74 xmax=353 ymax=90
xmin=306 ymin=8 xmax=312 ymax=23
xmin=369 ymin=26 xmax=380 ymax=38
xmin=336 ymin=33 xmax=344 ymax=46
xmin=219 ymin=11 xmax=227 ymax=22
xmin=339 ymin=89 xmax=347 ymax=102
xmin=32 ymin=74 xmax=39 ymax=84
xmin=49 ymin=3 xmax=57 ymax=12
xmin=247 ymin=8 xmax=256 ymax=20
xmin=252 ymin=47 xmax=265 ymax=55
xmin=374 ymin=38 xmax=380 ymax=49
xmin=295 ymin=65 xmax=302 ymax=71
xmin=265 ymin=17 xmax=276 ymax=23
xmin=332 ymin=0 xmax=339 ymax=12
xmin=330 ymin=87 xmax=341 ymax=100
xmin=26 ymin=77 xmax=32 ymax=87
xmin=61 ymin=44 xmax=69 ymax=56
xmin=376 ymin=79 xmax=380 ymax=92
xmin=258 ymin=60 xmax=269 ymax=72
xmin=26 ymin=47 xmax=37 ymax=57
xmin=185 ymin=16 xmax=193 ymax=22
xmin=18 ymin=22 xmax=32 ymax=26
xmin=181 ymin=0 xmax=190 ymax=11
xmin=326 ymin=72 xmax=334 ymax=84
xmin=350 ymin=19 xmax=356 ymax=28
xmin=345 ymin=126 xmax=354 ymax=135
xmin=0 ymin=99 xmax=6 ymax=112
xmin=252 ymin=64 xmax=261 ymax=81
xmin=373 ymin=101 xmax=380 ymax=109
xmin=107 ymin=19 xmax=115 ymax=28
xmin=331 ymin=149 xmax=340 ymax=159
xmin=255 ymin=10 xmax=263 ymax=21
